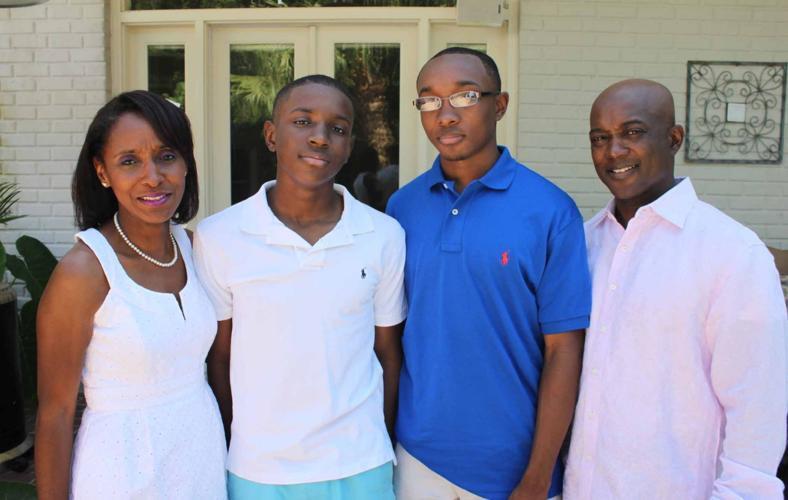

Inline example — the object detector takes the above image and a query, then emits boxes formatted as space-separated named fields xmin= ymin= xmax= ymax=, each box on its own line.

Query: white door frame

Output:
xmin=111 ymin=3 xmax=519 ymax=218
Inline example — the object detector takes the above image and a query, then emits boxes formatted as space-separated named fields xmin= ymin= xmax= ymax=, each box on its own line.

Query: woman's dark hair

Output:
xmin=72 ymin=90 xmax=199 ymax=230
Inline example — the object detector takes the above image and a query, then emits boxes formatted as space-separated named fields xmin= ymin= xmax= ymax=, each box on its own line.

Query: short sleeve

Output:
xmin=193 ymin=226 xmax=233 ymax=321
xmin=537 ymin=212 xmax=592 ymax=334
xmin=373 ymin=221 xmax=407 ymax=327
xmin=385 ymin=191 xmax=399 ymax=219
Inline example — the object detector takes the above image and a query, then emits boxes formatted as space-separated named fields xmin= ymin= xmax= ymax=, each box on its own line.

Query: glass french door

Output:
xmin=118 ymin=6 xmax=516 ymax=218
xmin=208 ymin=26 xmax=310 ymax=210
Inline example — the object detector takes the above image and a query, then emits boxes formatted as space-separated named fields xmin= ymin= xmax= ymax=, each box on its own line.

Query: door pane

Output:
xmin=230 ymin=44 xmax=294 ymax=203
xmin=148 ymin=45 xmax=185 ymax=107
xmin=132 ymin=1 xmax=455 ymax=9
xmin=335 ymin=43 xmax=399 ymax=211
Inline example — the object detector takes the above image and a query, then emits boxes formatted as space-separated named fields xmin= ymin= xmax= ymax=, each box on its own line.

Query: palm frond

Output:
xmin=0 ymin=181 xmax=24 ymax=226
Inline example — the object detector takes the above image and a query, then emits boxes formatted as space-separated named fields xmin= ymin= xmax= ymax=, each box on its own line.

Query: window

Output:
xmin=130 ymin=0 xmax=455 ymax=9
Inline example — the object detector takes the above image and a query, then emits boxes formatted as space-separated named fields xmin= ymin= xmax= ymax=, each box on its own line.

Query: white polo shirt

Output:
xmin=193 ymin=181 xmax=407 ymax=485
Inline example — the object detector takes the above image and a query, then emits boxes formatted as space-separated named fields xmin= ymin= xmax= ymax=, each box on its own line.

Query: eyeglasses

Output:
xmin=413 ymin=90 xmax=499 ymax=112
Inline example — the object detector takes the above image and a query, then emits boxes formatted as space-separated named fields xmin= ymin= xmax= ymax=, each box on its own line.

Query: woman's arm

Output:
xmin=207 ymin=319 xmax=233 ymax=445
xmin=35 ymin=242 xmax=107 ymax=500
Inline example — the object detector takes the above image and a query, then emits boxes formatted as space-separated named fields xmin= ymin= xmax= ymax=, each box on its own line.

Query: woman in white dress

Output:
xmin=35 ymin=90 xmax=227 ymax=499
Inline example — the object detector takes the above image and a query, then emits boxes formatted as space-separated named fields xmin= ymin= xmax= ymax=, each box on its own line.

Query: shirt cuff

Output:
xmin=541 ymin=315 xmax=589 ymax=334
xmin=374 ymin=310 xmax=407 ymax=328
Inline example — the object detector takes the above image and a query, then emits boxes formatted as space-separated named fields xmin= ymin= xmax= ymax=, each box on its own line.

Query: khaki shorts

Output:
xmin=393 ymin=444 xmax=561 ymax=500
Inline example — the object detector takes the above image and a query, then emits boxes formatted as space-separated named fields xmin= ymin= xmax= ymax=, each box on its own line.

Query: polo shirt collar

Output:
xmin=425 ymin=146 xmax=517 ymax=191
xmin=590 ymin=177 xmax=697 ymax=230
xmin=240 ymin=180 xmax=374 ymax=249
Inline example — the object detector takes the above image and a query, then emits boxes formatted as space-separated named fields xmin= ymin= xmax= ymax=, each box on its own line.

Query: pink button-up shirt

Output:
xmin=564 ymin=178 xmax=787 ymax=499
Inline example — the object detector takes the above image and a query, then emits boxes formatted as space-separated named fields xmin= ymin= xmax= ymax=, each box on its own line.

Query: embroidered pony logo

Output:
xmin=501 ymin=250 xmax=510 ymax=266
xmin=361 ymin=268 xmax=367 ymax=279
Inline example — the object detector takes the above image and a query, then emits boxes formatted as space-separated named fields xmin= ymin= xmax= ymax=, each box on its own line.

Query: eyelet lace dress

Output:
xmin=70 ymin=225 xmax=227 ymax=499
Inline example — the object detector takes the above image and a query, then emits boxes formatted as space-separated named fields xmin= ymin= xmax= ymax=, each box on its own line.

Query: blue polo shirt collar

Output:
xmin=426 ymin=147 xmax=517 ymax=192
xmin=240 ymin=180 xmax=374 ymax=249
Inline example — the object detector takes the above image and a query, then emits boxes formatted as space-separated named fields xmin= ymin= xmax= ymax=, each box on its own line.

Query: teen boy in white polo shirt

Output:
xmin=194 ymin=75 xmax=406 ymax=499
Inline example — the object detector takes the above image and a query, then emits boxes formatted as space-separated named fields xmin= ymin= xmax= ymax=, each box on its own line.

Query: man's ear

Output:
xmin=263 ymin=120 xmax=276 ymax=152
xmin=495 ymin=91 xmax=509 ymax=122
xmin=668 ymin=124 xmax=685 ymax=154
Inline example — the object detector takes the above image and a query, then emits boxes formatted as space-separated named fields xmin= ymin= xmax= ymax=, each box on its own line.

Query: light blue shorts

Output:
xmin=227 ymin=462 xmax=394 ymax=500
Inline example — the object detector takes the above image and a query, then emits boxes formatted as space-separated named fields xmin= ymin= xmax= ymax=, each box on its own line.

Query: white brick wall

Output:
xmin=0 ymin=0 xmax=106 ymax=258
xmin=1 ymin=0 xmax=786 ymax=260
xmin=518 ymin=0 xmax=788 ymax=248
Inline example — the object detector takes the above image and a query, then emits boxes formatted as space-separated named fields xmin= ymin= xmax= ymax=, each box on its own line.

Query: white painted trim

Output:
xmin=118 ymin=6 xmax=457 ymax=24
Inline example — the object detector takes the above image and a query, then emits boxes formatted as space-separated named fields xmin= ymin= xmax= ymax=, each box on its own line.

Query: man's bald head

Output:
xmin=592 ymin=79 xmax=676 ymax=129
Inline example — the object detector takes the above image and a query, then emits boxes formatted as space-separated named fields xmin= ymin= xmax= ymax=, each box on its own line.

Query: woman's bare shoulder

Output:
xmin=46 ymin=240 xmax=108 ymax=299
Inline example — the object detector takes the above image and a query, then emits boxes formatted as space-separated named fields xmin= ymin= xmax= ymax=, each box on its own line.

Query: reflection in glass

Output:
xmin=148 ymin=45 xmax=185 ymax=107
xmin=230 ymin=44 xmax=294 ymax=204
xmin=335 ymin=43 xmax=399 ymax=212
xmin=132 ymin=1 xmax=454 ymax=9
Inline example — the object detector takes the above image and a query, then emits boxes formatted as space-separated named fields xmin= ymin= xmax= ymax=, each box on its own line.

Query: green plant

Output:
xmin=0 ymin=181 xmax=58 ymax=400
xmin=6 ymin=237 xmax=57 ymax=400
xmin=0 ymin=181 xmax=25 ymax=278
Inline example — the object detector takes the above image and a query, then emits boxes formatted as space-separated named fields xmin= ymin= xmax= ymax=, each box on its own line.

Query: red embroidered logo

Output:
xmin=501 ymin=250 xmax=510 ymax=266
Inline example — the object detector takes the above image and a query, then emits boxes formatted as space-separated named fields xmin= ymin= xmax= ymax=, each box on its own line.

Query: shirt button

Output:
xmin=591 ymin=368 xmax=599 ymax=375
xmin=451 ymin=208 xmax=459 ymax=216
xmin=600 ymin=325 xmax=608 ymax=332
xmin=609 ymin=283 xmax=617 ymax=291
xmin=621 ymin=244 xmax=629 ymax=251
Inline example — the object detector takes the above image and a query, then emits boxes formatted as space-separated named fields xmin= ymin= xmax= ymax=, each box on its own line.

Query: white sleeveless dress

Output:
xmin=70 ymin=226 xmax=227 ymax=500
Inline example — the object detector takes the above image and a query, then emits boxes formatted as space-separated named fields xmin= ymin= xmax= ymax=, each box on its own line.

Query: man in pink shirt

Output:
xmin=564 ymin=79 xmax=787 ymax=499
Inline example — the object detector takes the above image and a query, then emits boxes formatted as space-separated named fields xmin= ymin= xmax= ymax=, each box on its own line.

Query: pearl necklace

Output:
xmin=113 ymin=212 xmax=179 ymax=268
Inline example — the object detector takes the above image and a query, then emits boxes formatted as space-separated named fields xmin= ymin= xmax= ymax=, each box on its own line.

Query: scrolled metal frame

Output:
xmin=685 ymin=61 xmax=786 ymax=164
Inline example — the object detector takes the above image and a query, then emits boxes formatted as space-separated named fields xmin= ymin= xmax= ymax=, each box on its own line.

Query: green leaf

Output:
xmin=5 ymin=254 xmax=38 ymax=299
xmin=15 ymin=236 xmax=57 ymax=302
xmin=5 ymin=254 xmax=40 ymax=300
xmin=0 ymin=181 xmax=25 ymax=226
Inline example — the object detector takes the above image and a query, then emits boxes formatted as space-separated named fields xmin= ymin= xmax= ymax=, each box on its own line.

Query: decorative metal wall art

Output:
xmin=685 ymin=61 xmax=786 ymax=164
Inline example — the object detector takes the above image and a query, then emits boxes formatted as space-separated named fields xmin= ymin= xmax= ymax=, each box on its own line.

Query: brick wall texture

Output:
xmin=1 ymin=0 xmax=787 ymax=258
xmin=517 ymin=0 xmax=788 ymax=248
xmin=0 ymin=0 xmax=105 ymax=258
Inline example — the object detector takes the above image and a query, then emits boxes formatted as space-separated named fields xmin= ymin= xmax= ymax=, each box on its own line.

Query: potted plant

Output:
xmin=0 ymin=181 xmax=26 ymax=461
xmin=0 ymin=180 xmax=58 ymax=469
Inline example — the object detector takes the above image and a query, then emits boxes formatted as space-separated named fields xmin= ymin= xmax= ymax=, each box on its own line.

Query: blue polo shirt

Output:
xmin=386 ymin=148 xmax=591 ymax=499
